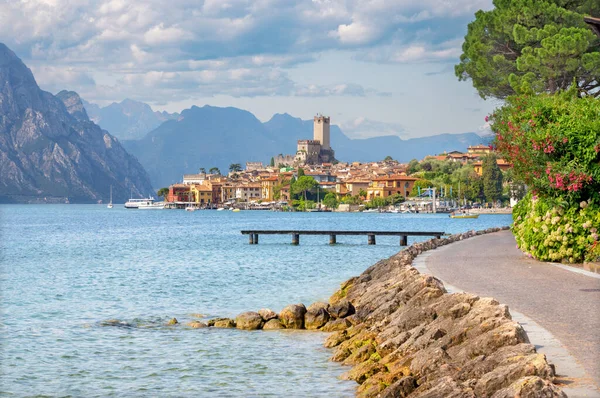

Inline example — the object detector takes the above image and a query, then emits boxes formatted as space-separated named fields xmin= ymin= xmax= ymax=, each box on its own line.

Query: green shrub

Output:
xmin=513 ymin=193 xmax=599 ymax=263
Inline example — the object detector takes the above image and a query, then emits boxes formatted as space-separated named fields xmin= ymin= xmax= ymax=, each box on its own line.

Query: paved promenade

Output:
xmin=423 ymin=230 xmax=600 ymax=394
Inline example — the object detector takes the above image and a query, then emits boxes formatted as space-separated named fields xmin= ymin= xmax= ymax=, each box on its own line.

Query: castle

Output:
xmin=274 ymin=115 xmax=336 ymax=167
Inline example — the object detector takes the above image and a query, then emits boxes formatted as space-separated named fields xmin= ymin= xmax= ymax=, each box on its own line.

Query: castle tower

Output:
xmin=313 ymin=115 xmax=330 ymax=150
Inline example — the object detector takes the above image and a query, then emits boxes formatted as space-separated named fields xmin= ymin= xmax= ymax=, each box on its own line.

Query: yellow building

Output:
xmin=190 ymin=183 xmax=212 ymax=204
xmin=336 ymin=180 xmax=370 ymax=196
xmin=367 ymin=175 xmax=418 ymax=200
xmin=260 ymin=176 xmax=278 ymax=201
xmin=473 ymin=159 xmax=512 ymax=176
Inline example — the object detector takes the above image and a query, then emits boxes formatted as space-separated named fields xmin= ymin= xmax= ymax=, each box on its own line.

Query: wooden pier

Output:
xmin=241 ymin=230 xmax=445 ymax=246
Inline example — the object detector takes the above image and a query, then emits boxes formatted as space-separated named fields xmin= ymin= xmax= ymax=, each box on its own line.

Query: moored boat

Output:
xmin=449 ymin=212 xmax=479 ymax=219
xmin=138 ymin=200 xmax=165 ymax=210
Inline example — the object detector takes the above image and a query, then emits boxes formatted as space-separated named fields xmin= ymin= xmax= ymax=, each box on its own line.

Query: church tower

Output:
xmin=313 ymin=115 xmax=330 ymax=150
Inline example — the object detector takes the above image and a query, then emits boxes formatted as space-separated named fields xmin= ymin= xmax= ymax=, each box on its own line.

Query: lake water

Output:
xmin=0 ymin=205 xmax=512 ymax=397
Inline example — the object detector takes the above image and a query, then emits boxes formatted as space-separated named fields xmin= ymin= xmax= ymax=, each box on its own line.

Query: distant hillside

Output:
xmin=0 ymin=43 xmax=154 ymax=203
xmin=123 ymin=108 xmax=487 ymax=188
xmin=83 ymin=98 xmax=179 ymax=141
xmin=123 ymin=106 xmax=280 ymax=187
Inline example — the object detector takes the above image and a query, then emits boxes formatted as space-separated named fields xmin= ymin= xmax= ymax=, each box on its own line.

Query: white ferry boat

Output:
xmin=124 ymin=197 xmax=162 ymax=209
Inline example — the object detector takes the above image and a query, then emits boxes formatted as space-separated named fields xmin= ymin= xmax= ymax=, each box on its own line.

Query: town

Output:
xmin=158 ymin=115 xmax=512 ymax=212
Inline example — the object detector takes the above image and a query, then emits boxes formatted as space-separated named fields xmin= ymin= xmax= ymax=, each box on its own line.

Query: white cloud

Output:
xmin=144 ymin=23 xmax=193 ymax=45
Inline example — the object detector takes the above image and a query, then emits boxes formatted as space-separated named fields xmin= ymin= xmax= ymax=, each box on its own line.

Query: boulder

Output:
xmin=491 ymin=376 xmax=567 ymax=398
xmin=258 ymin=308 xmax=278 ymax=322
xmin=187 ymin=321 xmax=208 ymax=328
xmin=307 ymin=301 xmax=330 ymax=313
xmin=380 ymin=376 xmax=417 ymax=398
xmin=209 ymin=318 xmax=236 ymax=328
xmin=235 ymin=311 xmax=264 ymax=330
xmin=321 ymin=318 xmax=352 ymax=332
xmin=305 ymin=307 xmax=330 ymax=330
xmin=279 ymin=304 xmax=307 ymax=329
xmin=263 ymin=319 xmax=285 ymax=330
xmin=329 ymin=299 xmax=355 ymax=319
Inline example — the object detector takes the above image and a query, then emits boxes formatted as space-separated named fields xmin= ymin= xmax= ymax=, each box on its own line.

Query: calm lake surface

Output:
xmin=0 ymin=205 xmax=512 ymax=397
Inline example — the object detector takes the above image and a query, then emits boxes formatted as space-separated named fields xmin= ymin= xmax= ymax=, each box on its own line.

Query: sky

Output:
xmin=1 ymin=0 xmax=502 ymax=138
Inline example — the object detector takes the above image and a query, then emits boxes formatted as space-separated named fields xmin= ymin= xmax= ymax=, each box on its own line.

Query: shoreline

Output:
xmin=176 ymin=226 xmax=564 ymax=397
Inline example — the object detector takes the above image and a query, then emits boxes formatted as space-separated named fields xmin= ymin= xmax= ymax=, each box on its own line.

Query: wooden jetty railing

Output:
xmin=240 ymin=230 xmax=445 ymax=246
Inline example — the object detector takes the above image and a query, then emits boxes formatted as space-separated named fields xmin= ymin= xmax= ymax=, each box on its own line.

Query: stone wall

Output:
xmin=324 ymin=227 xmax=565 ymax=397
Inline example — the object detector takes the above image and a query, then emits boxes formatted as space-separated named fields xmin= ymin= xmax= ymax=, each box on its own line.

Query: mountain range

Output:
xmin=83 ymin=98 xmax=179 ymax=141
xmin=0 ymin=43 xmax=154 ymax=203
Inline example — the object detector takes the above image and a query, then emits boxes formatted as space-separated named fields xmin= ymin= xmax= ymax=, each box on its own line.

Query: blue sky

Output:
xmin=1 ymin=0 xmax=501 ymax=138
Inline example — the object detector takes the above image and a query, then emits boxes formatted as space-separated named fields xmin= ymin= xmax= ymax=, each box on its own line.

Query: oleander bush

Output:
xmin=492 ymin=90 xmax=600 ymax=263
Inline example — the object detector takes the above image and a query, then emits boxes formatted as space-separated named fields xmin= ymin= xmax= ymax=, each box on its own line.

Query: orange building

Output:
xmin=367 ymin=175 xmax=419 ymax=200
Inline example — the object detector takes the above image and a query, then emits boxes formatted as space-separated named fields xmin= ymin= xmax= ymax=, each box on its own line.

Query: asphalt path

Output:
xmin=424 ymin=230 xmax=600 ymax=391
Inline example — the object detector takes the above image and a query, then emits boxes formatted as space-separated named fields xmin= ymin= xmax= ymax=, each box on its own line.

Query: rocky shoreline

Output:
xmin=166 ymin=227 xmax=566 ymax=397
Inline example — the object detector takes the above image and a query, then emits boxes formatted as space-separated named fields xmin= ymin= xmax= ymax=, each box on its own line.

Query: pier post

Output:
xmin=329 ymin=234 xmax=336 ymax=245
xmin=249 ymin=234 xmax=255 ymax=244
xmin=400 ymin=235 xmax=408 ymax=246
xmin=253 ymin=234 xmax=259 ymax=244
xmin=292 ymin=233 xmax=299 ymax=245
xmin=368 ymin=234 xmax=376 ymax=245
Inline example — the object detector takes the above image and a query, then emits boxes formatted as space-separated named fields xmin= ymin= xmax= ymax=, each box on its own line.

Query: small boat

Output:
xmin=107 ymin=185 xmax=113 ymax=209
xmin=232 ymin=208 xmax=241 ymax=212
xmin=185 ymin=204 xmax=196 ymax=212
xmin=449 ymin=212 xmax=479 ymax=219
xmin=216 ymin=207 xmax=226 ymax=211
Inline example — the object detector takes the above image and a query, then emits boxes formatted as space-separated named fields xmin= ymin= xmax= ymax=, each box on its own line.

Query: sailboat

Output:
xmin=107 ymin=185 xmax=113 ymax=209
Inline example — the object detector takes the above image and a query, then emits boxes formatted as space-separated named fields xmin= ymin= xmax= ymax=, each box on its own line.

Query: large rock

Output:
xmin=208 ymin=318 xmax=236 ymax=328
xmin=321 ymin=318 xmax=352 ymax=332
xmin=187 ymin=321 xmax=208 ymax=328
xmin=235 ymin=311 xmax=264 ymax=330
xmin=491 ymin=376 xmax=567 ymax=398
xmin=263 ymin=319 xmax=285 ymax=330
xmin=258 ymin=308 xmax=278 ymax=322
xmin=305 ymin=307 xmax=330 ymax=330
xmin=329 ymin=299 xmax=355 ymax=319
xmin=279 ymin=304 xmax=307 ymax=329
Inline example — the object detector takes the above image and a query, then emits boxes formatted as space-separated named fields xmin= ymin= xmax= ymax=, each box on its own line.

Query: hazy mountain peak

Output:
xmin=0 ymin=43 xmax=154 ymax=203
xmin=56 ymin=90 xmax=89 ymax=122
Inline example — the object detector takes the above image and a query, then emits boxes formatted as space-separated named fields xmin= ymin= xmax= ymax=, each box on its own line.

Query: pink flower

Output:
xmin=484 ymin=115 xmax=489 ymax=122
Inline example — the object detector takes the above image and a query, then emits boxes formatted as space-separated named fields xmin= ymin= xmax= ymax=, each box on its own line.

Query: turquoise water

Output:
xmin=0 ymin=205 xmax=512 ymax=396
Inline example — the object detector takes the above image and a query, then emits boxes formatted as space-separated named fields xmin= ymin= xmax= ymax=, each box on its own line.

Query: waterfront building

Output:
xmin=235 ymin=183 xmax=262 ymax=202
xmin=367 ymin=175 xmax=419 ymax=200
xmin=260 ymin=176 xmax=278 ymax=201
xmin=167 ymin=184 xmax=192 ymax=202
xmin=191 ymin=183 xmax=212 ymax=205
